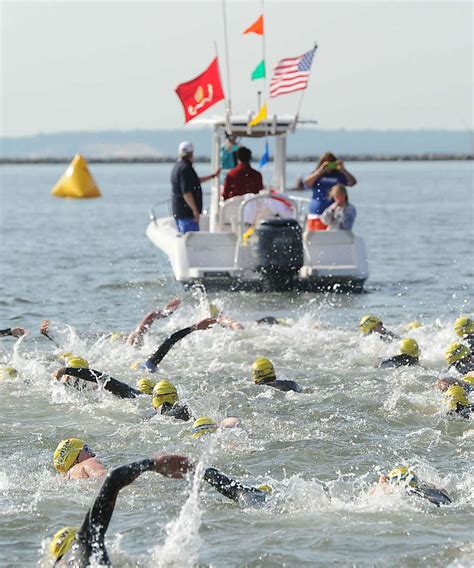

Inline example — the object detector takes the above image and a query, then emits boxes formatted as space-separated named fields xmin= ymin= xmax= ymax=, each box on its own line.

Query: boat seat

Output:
xmin=218 ymin=195 xmax=246 ymax=232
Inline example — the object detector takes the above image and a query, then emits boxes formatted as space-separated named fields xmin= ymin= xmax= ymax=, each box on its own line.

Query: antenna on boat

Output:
xmin=292 ymin=42 xmax=318 ymax=132
xmin=221 ymin=0 xmax=233 ymax=131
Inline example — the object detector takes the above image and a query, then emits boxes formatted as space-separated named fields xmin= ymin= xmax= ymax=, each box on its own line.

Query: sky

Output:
xmin=1 ymin=0 xmax=472 ymax=137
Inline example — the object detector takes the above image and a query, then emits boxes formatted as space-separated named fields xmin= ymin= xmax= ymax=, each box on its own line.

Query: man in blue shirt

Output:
xmin=171 ymin=141 xmax=220 ymax=234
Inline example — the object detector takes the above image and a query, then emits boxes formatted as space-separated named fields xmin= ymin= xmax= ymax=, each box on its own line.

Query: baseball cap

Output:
xmin=179 ymin=141 xmax=194 ymax=154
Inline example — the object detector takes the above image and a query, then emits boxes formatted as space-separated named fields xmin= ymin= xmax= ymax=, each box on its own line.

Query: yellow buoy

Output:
xmin=51 ymin=154 xmax=101 ymax=199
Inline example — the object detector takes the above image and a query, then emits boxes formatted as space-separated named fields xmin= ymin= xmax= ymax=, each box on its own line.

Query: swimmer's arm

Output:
xmin=217 ymin=315 xmax=245 ymax=330
xmin=39 ymin=319 xmax=61 ymax=347
xmin=0 ymin=327 xmax=27 ymax=338
xmin=56 ymin=367 xmax=141 ymax=399
xmin=126 ymin=298 xmax=181 ymax=347
xmin=78 ymin=456 xmax=192 ymax=544
xmin=203 ymin=467 xmax=247 ymax=502
xmin=145 ymin=318 xmax=216 ymax=368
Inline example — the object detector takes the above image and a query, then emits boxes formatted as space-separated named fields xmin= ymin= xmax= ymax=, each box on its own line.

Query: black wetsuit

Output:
xmin=204 ymin=467 xmax=269 ymax=506
xmin=407 ymin=483 xmax=452 ymax=507
xmin=0 ymin=328 xmax=15 ymax=337
xmin=379 ymin=354 xmax=419 ymax=369
xmin=62 ymin=367 xmax=141 ymax=399
xmin=448 ymin=359 xmax=474 ymax=375
xmin=448 ymin=402 xmax=474 ymax=420
xmin=264 ymin=379 xmax=302 ymax=393
xmin=255 ymin=316 xmax=280 ymax=325
xmin=60 ymin=459 xmax=157 ymax=566
xmin=461 ymin=334 xmax=474 ymax=351
xmin=141 ymin=326 xmax=195 ymax=372
xmin=160 ymin=401 xmax=191 ymax=421
xmin=370 ymin=329 xmax=399 ymax=343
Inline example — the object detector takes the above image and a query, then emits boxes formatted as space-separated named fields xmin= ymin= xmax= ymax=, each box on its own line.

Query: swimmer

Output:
xmin=209 ymin=304 xmax=288 ymax=330
xmin=252 ymin=358 xmax=302 ymax=393
xmin=40 ymin=297 xmax=181 ymax=350
xmin=435 ymin=373 xmax=474 ymax=393
xmin=359 ymin=315 xmax=398 ymax=342
xmin=375 ymin=466 xmax=451 ymax=507
xmin=51 ymin=318 xmax=216 ymax=398
xmin=48 ymin=454 xmax=192 ymax=566
xmin=0 ymin=366 xmax=18 ymax=380
xmin=379 ymin=338 xmax=420 ymax=369
xmin=444 ymin=343 xmax=474 ymax=374
xmin=444 ymin=385 xmax=473 ymax=419
xmin=0 ymin=326 xmax=27 ymax=338
xmin=454 ymin=316 xmax=474 ymax=350
xmin=191 ymin=416 xmax=242 ymax=438
xmin=151 ymin=380 xmax=191 ymax=421
xmin=53 ymin=438 xmax=106 ymax=480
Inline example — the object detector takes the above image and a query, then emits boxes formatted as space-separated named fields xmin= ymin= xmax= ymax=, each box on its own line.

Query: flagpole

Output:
xmin=292 ymin=43 xmax=318 ymax=131
xmin=221 ymin=0 xmax=232 ymax=120
xmin=260 ymin=0 xmax=270 ymax=185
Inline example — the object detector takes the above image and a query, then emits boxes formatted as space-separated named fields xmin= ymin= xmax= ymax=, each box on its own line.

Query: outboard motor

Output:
xmin=254 ymin=219 xmax=304 ymax=291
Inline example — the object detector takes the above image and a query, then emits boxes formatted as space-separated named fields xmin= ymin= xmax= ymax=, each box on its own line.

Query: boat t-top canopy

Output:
xmin=191 ymin=114 xmax=298 ymax=138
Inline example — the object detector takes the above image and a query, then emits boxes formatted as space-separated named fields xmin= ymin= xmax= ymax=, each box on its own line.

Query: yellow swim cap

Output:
xmin=252 ymin=357 xmax=276 ymax=384
xmin=66 ymin=357 xmax=89 ymax=369
xmin=445 ymin=343 xmax=471 ymax=365
xmin=209 ymin=304 xmax=220 ymax=318
xmin=109 ymin=332 xmax=124 ymax=343
xmin=53 ymin=438 xmax=85 ymax=473
xmin=405 ymin=320 xmax=422 ymax=330
xmin=454 ymin=316 xmax=474 ymax=338
xmin=444 ymin=385 xmax=468 ymax=410
xmin=0 ymin=366 xmax=18 ymax=380
xmin=462 ymin=374 xmax=474 ymax=385
xmin=130 ymin=361 xmax=141 ymax=370
xmin=257 ymin=484 xmax=273 ymax=494
xmin=191 ymin=417 xmax=218 ymax=438
xmin=400 ymin=338 xmax=420 ymax=358
xmin=387 ymin=466 xmax=418 ymax=487
xmin=136 ymin=377 xmax=156 ymax=395
xmin=152 ymin=380 xmax=178 ymax=409
xmin=60 ymin=351 xmax=73 ymax=362
xmin=359 ymin=315 xmax=381 ymax=334
xmin=49 ymin=527 xmax=77 ymax=561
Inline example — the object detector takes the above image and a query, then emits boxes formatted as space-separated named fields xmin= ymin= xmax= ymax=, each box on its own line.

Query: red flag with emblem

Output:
xmin=175 ymin=57 xmax=225 ymax=123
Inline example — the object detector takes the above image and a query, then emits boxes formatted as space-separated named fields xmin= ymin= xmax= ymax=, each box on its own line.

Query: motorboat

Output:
xmin=146 ymin=114 xmax=368 ymax=292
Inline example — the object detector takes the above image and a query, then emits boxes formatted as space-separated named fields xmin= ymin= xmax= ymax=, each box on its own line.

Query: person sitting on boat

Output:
xmin=359 ymin=315 xmax=398 ymax=342
xmin=220 ymin=134 xmax=239 ymax=173
xmin=379 ymin=338 xmax=420 ymax=368
xmin=444 ymin=343 xmax=474 ymax=374
xmin=320 ymin=184 xmax=356 ymax=231
xmin=51 ymin=318 xmax=216 ymax=398
xmin=454 ymin=316 xmax=474 ymax=350
xmin=252 ymin=357 xmax=302 ymax=392
xmin=374 ymin=466 xmax=451 ymax=507
xmin=443 ymin=385 xmax=473 ymax=419
xmin=222 ymin=146 xmax=263 ymax=201
xmin=40 ymin=298 xmax=181 ymax=350
xmin=171 ymin=141 xmax=220 ymax=234
xmin=53 ymin=438 xmax=107 ymax=480
xmin=304 ymin=151 xmax=357 ymax=231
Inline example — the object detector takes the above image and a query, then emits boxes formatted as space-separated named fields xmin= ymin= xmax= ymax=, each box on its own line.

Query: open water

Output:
xmin=0 ymin=161 xmax=473 ymax=567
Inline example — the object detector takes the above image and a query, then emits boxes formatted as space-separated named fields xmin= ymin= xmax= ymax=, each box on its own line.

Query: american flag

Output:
xmin=270 ymin=47 xmax=317 ymax=98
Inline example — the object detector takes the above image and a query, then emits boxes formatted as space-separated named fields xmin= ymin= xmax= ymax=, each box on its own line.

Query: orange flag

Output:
xmin=243 ymin=14 xmax=264 ymax=35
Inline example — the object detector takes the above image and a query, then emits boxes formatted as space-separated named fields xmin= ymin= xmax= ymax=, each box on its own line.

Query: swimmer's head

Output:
xmin=191 ymin=417 xmax=218 ymax=438
xmin=152 ymin=380 xmax=178 ymax=409
xmin=136 ymin=377 xmax=157 ymax=395
xmin=445 ymin=343 xmax=471 ymax=365
xmin=257 ymin=484 xmax=273 ymax=494
xmin=405 ymin=320 xmax=422 ymax=330
xmin=462 ymin=374 xmax=474 ymax=385
xmin=359 ymin=315 xmax=381 ymax=334
xmin=49 ymin=527 xmax=77 ymax=562
xmin=53 ymin=438 xmax=86 ymax=473
xmin=444 ymin=385 xmax=468 ymax=410
xmin=454 ymin=316 xmax=474 ymax=338
xmin=209 ymin=304 xmax=221 ymax=318
xmin=59 ymin=351 xmax=73 ymax=362
xmin=66 ymin=357 xmax=89 ymax=369
xmin=399 ymin=337 xmax=420 ymax=358
xmin=0 ymin=366 xmax=18 ymax=380
xmin=387 ymin=466 xmax=418 ymax=488
xmin=109 ymin=332 xmax=124 ymax=343
xmin=252 ymin=357 xmax=276 ymax=384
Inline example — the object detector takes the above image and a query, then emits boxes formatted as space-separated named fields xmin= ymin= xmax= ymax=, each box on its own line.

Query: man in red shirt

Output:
xmin=222 ymin=147 xmax=263 ymax=200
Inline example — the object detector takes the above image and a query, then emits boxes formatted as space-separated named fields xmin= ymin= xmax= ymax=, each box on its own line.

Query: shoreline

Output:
xmin=0 ymin=153 xmax=472 ymax=165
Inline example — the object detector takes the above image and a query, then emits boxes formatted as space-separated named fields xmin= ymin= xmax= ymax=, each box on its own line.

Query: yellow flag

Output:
xmin=249 ymin=103 xmax=267 ymax=127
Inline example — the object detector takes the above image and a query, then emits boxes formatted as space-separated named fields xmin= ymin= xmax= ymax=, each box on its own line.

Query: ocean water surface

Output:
xmin=0 ymin=160 xmax=473 ymax=567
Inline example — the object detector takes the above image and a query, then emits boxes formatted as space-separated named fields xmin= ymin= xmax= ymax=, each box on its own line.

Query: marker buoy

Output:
xmin=51 ymin=154 xmax=101 ymax=198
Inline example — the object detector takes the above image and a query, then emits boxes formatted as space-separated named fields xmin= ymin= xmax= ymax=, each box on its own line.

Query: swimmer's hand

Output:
xmin=152 ymin=454 xmax=194 ymax=478
xmin=161 ymin=297 xmax=181 ymax=316
xmin=192 ymin=317 xmax=217 ymax=331
xmin=40 ymin=319 xmax=50 ymax=336
xmin=11 ymin=327 xmax=27 ymax=338
xmin=52 ymin=367 xmax=67 ymax=381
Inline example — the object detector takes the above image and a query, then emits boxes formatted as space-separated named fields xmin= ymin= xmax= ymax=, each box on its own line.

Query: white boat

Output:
xmin=146 ymin=115 xmax=368 ymax=292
